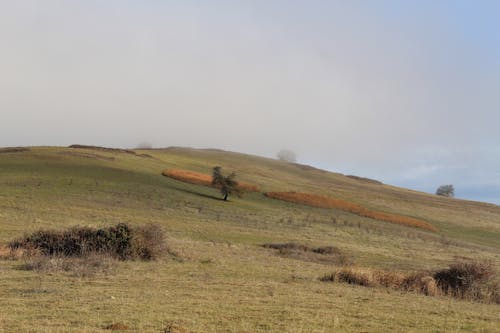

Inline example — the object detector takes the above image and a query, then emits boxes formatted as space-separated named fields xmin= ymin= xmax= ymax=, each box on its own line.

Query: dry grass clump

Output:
xmin=103 ymin=322 xmax=130 ymax=330
xmin=163 ymin=321 xmax=192 ymax=333
xmin=162 ymin=169 xmax=260 ymax=192
xmin=21 ymin=253 xmax=116 ymax=277
xmin=265 ymin=192 xmax=437 ymax=232
xmin=263 ymin=242 xmax=351 ymax=265
xmin=321 ymin=267 xmax=440 ymax=296
xmin=0 ymin=245 xmax=25 ymax=260
xmin=321 ymin=260 xmax=498 ymax=303
xmin=9 ymin=223 xmax=168 ymax=261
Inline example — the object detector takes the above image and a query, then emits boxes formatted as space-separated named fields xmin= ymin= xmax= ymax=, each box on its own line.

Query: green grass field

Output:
xmin=0 ymin=146 xmax=499 ymax=332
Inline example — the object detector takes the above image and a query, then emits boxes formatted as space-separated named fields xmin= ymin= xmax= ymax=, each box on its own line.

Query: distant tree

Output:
xmin=436 ymin=184 xmax=455 ymax=197
xmin=136 ymin=142 xmax=153 ymax=149
xmin=277 ymin=149 xmax=297 ymax=163
xmin=211 ymin=166 xmax=242 ymax=201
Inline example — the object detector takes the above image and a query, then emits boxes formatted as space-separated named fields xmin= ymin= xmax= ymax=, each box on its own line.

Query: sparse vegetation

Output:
xmin=265 ymin=191 xmax=437 ymax=231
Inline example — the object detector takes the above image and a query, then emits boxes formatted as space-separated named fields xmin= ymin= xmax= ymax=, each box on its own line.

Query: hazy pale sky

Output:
xmin=1 ymin=1 xmax=499 ymax=204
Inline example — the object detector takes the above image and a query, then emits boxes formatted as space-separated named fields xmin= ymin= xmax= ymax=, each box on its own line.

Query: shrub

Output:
xmin=9 ymin=223 xmax=168 ymax=261
xmin=436 ymin=184 xmax=455 ymax=197
xmin=433 ymin=261 xmax=496 ymax=300
xmin=264 ymin=192 xmax=437 ymax=232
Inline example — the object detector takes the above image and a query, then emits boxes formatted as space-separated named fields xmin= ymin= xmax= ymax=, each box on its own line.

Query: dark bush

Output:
xmin=433 ymin=261 xmax=496 ymax=299
xmin=262 ymin=242 xmax=310 ymax=253
xmin=9 ymin=223 xmax=167 ymax=261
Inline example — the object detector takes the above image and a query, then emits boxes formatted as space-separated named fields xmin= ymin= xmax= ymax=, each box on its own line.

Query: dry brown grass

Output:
xmin=21 ymin=253 xmax=117 ymax=277
xmin=103 ymin=322 xmax=130 ymax=331
xmin=162 ymin=169 xmax=260 ymax=192
xmin=163 ymin=321 xmax=193 ymax=333
xmin=322 ymin=261 xmax=499 ymax=302
xmin=0 ymin=245 xmax=25 ymax=260
xmin=265 ymin=192 xmax=437 ymax=232
xmin=321 ymin=266 xmax=441 ymax=296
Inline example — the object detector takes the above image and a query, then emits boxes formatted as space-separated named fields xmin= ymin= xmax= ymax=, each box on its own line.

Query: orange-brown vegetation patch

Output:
xmin=0 ymin=245 xmax=24 ymax=260
xmin=162 ymin=169 xmax=260 ymax=192
xmin=264 ymin=192 xmax=437 ymax=232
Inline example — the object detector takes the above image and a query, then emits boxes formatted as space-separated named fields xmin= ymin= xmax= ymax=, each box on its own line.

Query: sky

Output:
xmin=1 ymin=1 xmax=499 ymax=204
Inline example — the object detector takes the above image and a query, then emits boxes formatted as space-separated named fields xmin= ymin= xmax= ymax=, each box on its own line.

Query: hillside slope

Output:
xmin=0 ymin=146 xmax=499 ymax=332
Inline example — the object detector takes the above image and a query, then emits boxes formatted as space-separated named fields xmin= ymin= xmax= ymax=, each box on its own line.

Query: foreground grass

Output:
xmin=1 ymin=239 xmax=499 ymax=332
xmin=0 ymin=147 xmax=499 ymax=332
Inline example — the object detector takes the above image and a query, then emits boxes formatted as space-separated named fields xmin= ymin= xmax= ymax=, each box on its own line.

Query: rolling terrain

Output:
xmin=0 ymin=146 xmax=499 ymax=332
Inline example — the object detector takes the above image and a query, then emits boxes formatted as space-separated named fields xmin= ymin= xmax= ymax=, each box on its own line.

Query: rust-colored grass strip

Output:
xmin=264 ymin=192 xmax=437 ymax=232
xmin=162 ymin=169 xmax=260 ymax=192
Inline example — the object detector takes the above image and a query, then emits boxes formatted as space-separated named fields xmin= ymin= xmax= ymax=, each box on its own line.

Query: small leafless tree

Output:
xmin=436 ymin=184 xmax=454 ymax=197
xmin=277 ymin=149 xmax=297 ymax=163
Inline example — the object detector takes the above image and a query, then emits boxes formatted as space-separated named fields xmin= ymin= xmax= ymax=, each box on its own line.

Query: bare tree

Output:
xmin=136 ymin=142 xmax=153 ymax=149
xmin=436 ymin=184 xmax=454 ymax=197
xmin=277 ymin=149 xmax=297 ymax=163
xmin=211 ymin=166 xmax=242 ymax=201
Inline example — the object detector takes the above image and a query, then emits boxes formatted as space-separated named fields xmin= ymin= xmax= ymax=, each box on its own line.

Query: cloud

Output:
xmin=0 ymin=1 xmax=499 ymax=203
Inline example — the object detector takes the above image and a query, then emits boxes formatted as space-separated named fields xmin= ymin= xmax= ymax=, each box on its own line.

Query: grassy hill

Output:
xmin=0 ymin=146 xmax=499 ymax=332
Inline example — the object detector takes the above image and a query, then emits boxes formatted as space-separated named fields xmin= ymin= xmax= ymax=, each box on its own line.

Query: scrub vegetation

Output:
xmin=0 ymin=146 xmax=499 ymax=332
